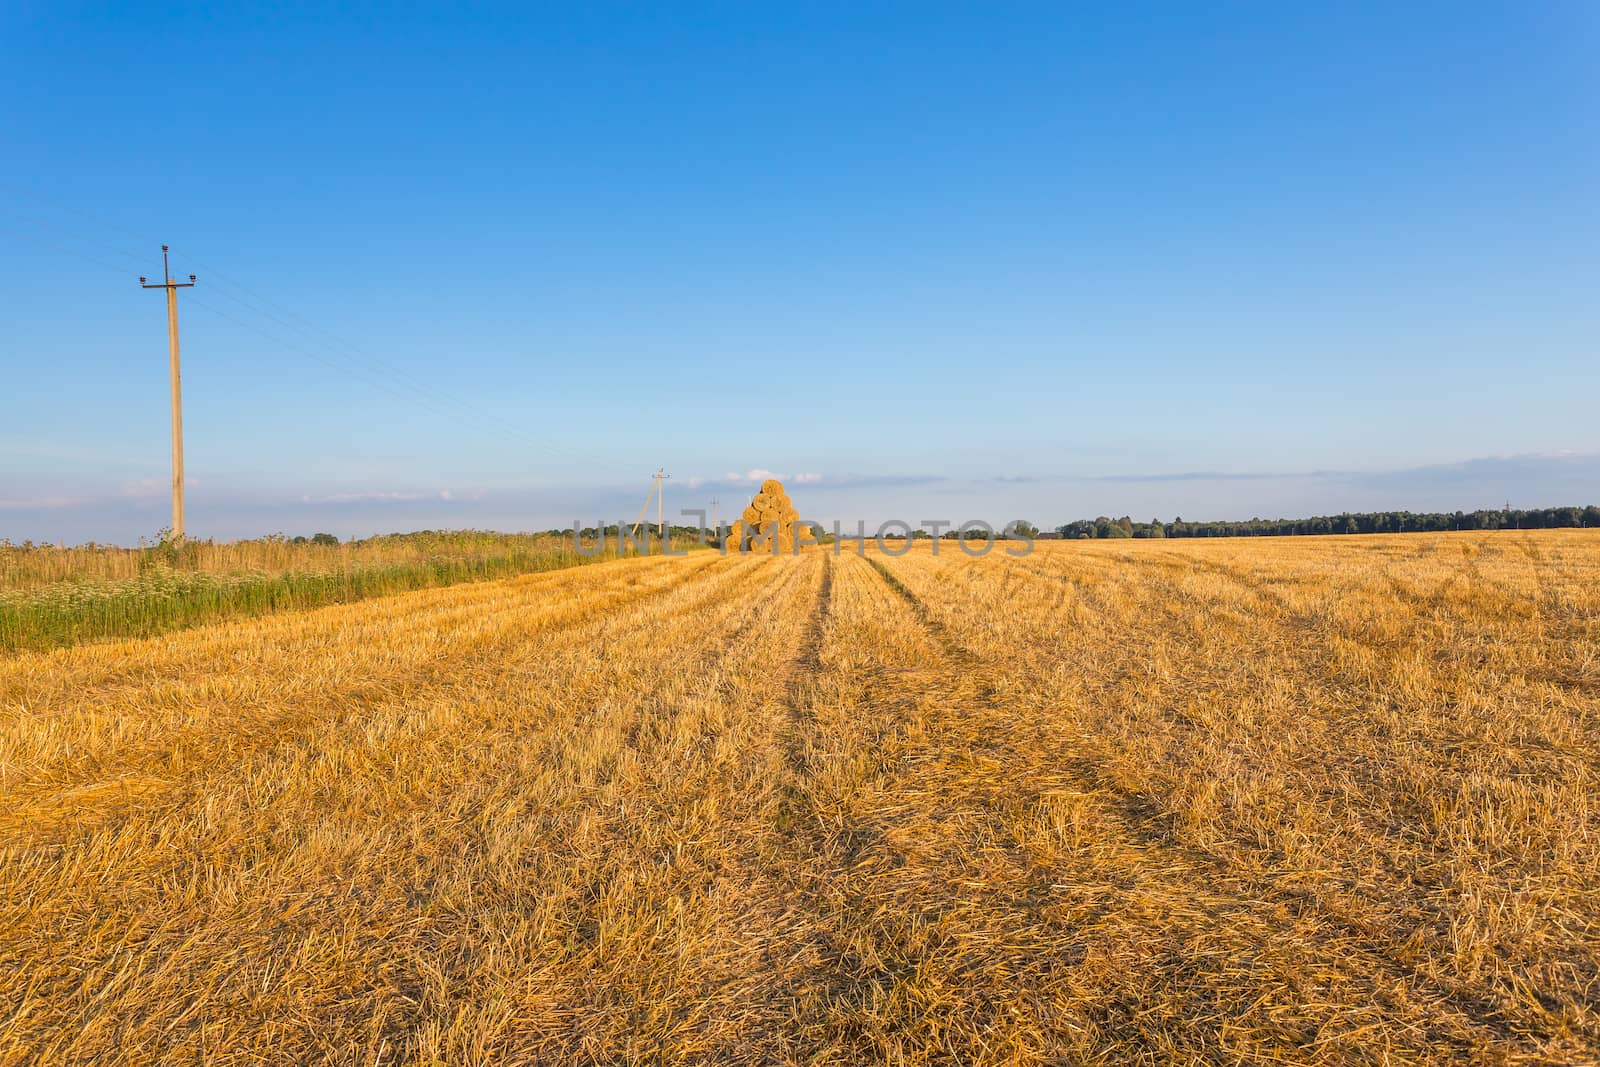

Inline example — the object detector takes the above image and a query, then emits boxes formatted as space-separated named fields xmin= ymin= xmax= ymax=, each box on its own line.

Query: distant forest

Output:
xmin=1056 ymin=506 xmax=1600 ymax=540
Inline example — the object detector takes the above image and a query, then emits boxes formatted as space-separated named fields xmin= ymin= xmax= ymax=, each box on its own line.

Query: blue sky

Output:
xmin=3 ymin=2 xmax=1597 ymax=543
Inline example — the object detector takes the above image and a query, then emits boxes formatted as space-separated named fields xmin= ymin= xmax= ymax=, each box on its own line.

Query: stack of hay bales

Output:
xmin=727 ymin=479 xmax=805 ymax=552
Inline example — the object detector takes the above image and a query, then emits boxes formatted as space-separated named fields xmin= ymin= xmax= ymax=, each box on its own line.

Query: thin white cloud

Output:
xmin=721 ymin=468 xmax=788 ymax=484
xmin=0 ymin=495 xmax=84 ymax=510
xmin=120 ymin=477 xmax=205 ymax=498
xmin=1073 ymin=451 xmax=1600 ymax=488
xmin=715 ymin=469 xmax=826 ymax=486
xmin=0 ymin=438 xmax=151 ymax=468
xmin=702 ymin=471 xmax=943 ymax=492
xmin=9 ymin=451 xmax=1595 ymax=546
xmin=299 ymin=491 xmax=428 ymax=504
xmin=120 ymin=478 xmax=166 ymax=498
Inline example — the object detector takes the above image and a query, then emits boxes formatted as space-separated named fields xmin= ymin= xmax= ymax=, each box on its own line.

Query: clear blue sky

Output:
xmin=3 ymin=2 xmax=1597 ymax=542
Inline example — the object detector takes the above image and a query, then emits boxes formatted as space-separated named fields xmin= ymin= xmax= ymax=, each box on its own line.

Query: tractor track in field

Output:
xmin=0 ymin=552 xmax=721 ymax=714
xmin=780 ymin=552 xmax=832 ymax=744
xmin=659 ymin=548 xmax=842 ymax=1058
xmin=995 ymin=544 xmax=1599 ymax=1046
xmin=861 ymin=554 xmax=1548 ymax=1059
xmin=0 ymin=553 xmax=764 ymax=845
xmin=766 ymin=549 xmax=836 ymax=866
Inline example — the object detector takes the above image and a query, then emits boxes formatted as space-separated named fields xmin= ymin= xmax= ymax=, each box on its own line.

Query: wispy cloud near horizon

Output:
xmin=298 ymin=490 xmax=429 ymax=504
xmin=1072 ymin=451 xmax=1598 ymax=491
xmin=2 ymin=452 xmax=1596 ymax=545
xmin=0 ymin=495 xmax=86 ymax=511
xmin=702 ymin=471 xmax=941 ymax=493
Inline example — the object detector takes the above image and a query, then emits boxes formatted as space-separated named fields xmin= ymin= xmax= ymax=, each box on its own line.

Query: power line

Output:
xmin=183 ymin=293 xmax=475 ymax=428
xmin=184 ymin=282 xmax=627 ymax=470
xmin=0 ymin=221 xmax=140 ymax=277
xmin=174 ymin=253 xmax=512 ymax=420
xmin=186 ymin=283 xmax=505 ymax=426
xmin=161 ymin=249 xmax=631 ymax=473
xmin=4 ymin=191 xmax=638 ymax=476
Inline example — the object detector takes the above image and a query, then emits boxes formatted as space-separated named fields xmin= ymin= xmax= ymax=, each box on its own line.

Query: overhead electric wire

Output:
xmin=176 ymin=273 xmax=635 ymax=474
xmin=0 ymin=220 xmax=145 ymax=279
xmin=4 ymin=189 xmax=642 ymax=479
xmin=183 ymin=293 xmax=478 ymax=430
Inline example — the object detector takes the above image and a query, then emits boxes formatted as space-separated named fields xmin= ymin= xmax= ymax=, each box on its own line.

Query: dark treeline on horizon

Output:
xmin=1056 ymin=506 xmax=1600 ymax=540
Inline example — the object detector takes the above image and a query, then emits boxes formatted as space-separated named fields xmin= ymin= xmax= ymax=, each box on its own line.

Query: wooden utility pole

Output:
xmin=140 ymin=246 xmax=195 ymax=542
xmin=656 ymin=468 xmax=670 ymax=543
xmin=629 ymin=468 xmax=670 ymax=546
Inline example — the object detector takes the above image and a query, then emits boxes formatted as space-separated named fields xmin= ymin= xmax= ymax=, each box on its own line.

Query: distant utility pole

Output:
xmin=629 ymin=468 xmax=670 ymax=545
xmin=140 ymin=246 xmax=196 ymax=542
xmin=656 ymin=468 xmax=670 ymax=542
xmin=710 ymin=496 xmax=719 ymax=541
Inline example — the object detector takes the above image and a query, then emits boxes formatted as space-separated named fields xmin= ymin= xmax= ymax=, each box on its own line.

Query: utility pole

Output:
xmin=710 ymin=496 xmax=719 ymax=542
xmin=140 ymin=246 xmax=195 ymax=542
xmin=629 ymin=468 xmax=670 ymax=547
xmin=656 ymin=468 xmax=670 ymax=543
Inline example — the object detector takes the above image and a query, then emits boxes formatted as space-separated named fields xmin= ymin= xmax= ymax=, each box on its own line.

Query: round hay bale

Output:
xmin=760 ymin=479 xmax=784 ymax=496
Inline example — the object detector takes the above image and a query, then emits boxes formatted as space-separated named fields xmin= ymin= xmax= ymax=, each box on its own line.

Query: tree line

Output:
xmin=1056 ymin=506 xmax=1600 ymax=540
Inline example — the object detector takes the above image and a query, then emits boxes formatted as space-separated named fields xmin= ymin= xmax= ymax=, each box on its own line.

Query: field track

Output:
xmin=3 ymin=533 xmax=1598 ymax=1063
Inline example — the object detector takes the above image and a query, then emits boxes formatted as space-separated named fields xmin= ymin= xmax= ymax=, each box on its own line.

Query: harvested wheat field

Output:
xmin=3 ymin=532 xmax=1598 ymax=1064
